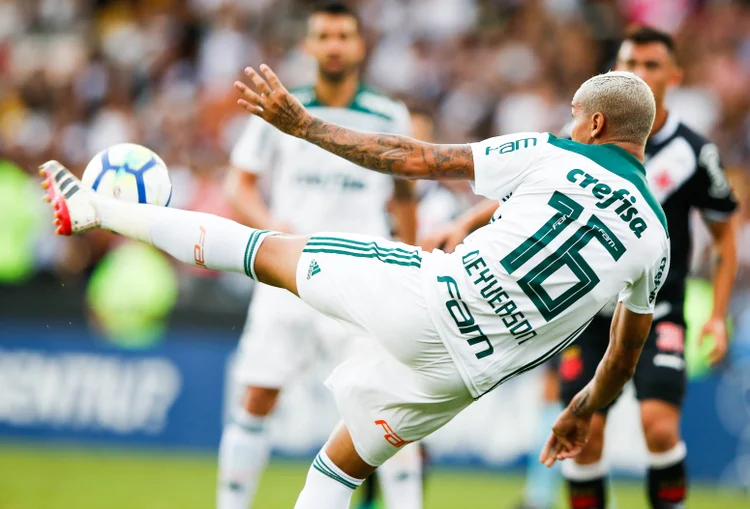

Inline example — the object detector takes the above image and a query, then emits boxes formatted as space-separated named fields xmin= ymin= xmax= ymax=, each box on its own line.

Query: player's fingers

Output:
xmin=555 ymin=433 xmax=574 ymax=452
xmin=244 ymin=67 xmax=273 ymax=96
xmin=540 ymin=434 xmax=557 ymax=466
xmin=237 ymin=99 xmax=263 ymax=115
xmin=260 ymin=64 xmax=284 ymax=91
xmin=234 ymin=81 xmax=264 ymax=106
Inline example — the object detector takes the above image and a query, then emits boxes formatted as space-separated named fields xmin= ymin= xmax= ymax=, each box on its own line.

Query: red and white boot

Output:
xmin=39 ymin=161 xmax=100 ymax=235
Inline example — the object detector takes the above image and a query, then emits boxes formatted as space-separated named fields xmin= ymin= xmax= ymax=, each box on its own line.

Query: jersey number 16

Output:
xmin=500 ymin=191 xmax=627 ymax=322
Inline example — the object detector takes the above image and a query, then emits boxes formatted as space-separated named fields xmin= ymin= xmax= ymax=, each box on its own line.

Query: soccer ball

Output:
xmin=82 ymin=143 xmax=172 ymax=206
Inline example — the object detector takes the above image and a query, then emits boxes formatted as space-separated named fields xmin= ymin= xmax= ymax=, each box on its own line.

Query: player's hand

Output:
xmin=419 ymin=222 xmax=468 ymax=253
xmin=539 ymin=408 xmax=591 ymax=467
xmin=235 ymin=65 xmax=312 ymax=138
xmin=699 ymin=316 xmax=729 ymax=365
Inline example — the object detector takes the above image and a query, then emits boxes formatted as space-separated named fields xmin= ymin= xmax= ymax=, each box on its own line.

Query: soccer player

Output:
xmin=218 ymin=4 xmax=423 ymax=509
xmin=426 ymin=27 xmax=739 ymax=509
xmin=41 ymin=68 xmax=669 ymax=509
xmin=556 ymin=27 xmax=737 ymax=509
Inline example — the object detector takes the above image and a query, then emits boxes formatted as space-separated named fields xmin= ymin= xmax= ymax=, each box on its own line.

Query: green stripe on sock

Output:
xmin=232 ymin=418 xmax=265 ymax=434
xmin=302 ymin=248 xmax=421 ymax=267
xmin=244 ymin=230 xmax=269 ymax=279
xmin=243 ymin=231 xmax=259 ymax=278
xmin=312 ymin=455 xmax=358 ymax=490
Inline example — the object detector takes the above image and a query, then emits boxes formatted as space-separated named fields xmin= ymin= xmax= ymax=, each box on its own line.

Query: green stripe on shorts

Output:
xmin=304 ymin=236 xmax=422 ymax=267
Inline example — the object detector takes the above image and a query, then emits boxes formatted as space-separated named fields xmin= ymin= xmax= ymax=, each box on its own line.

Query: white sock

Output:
xmin=96 ymin=198 xmax=275 ymax=279
xmin=561 ymin=459 xmax=609 ymax=481
xmin=648 ymin=441 xmax=687 ymax=469
xmin=294 ymin=450 xmax=364 ymax=509
xmin=217 ymin=410 xmax=271 ymax=509
xmin=377 ymin=442 xmax=423 ymax=509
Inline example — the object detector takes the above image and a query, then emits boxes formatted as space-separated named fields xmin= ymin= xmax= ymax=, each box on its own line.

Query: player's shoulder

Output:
xmin=476 ymin=132 xmax=551 ymax=154
xmin=664 ymin=121 xmax=731 ymax=197
xmin=351 ymin=85 xmax=408 ymax=122
xmin=672 ymin=121 xmax=713 ymax=156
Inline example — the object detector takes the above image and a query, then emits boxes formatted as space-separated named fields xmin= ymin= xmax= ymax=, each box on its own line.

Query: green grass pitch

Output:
xmin=0 ymin=442 xmax=747 ymax=508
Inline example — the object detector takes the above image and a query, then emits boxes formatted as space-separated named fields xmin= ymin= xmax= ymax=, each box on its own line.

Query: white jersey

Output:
xmin=421 ymin=132 xmax=671 ymax=398
xmin=230 ymin=85 xmax=411 ymax=237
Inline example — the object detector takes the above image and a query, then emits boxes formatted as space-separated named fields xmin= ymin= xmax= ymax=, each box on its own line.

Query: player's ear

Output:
xmin=669 ymin=66 xmax=683 ymax=88
xmin=591 ymin=112 xmax=605 ymax=140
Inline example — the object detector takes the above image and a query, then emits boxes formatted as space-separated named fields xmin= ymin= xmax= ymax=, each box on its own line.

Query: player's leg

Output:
xmin=41 ymin=161 xmax=305 ymax=295
xmin=217 ymin=387 xmax=279 ymax=509
xmin=558 ymin=317 xmax=613 ymax=509
xmin=294 ymin=424 xmax=373 ymax=509
xmin=295 ymin=343 xmax=470 ymax=509
xmin=634 ymin=322 xmax=688 ymax=509
xmin=518 ymin=364 xmax=563 ymax=509
xmin=376 ymin=442 xmax=423 ymax=509
xmin=218 ymin=289 xmax=313 ymax=509
xmin=317 ymin=316 xmax=426 ymax=509
xmin=44 ymin=163 xmax=467 ymax=507
xmin=562 ymin=413 xmax=608 ymax=509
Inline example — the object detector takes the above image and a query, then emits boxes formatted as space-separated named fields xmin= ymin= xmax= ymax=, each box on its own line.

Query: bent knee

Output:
xmin=641 ymin=400 xmax=680 ymax=453
xmin=243 ymin=386 xmax=281 ymax=417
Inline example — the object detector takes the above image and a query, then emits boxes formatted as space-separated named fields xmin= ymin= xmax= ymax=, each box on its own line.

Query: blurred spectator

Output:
xmin=2 ymin=0 xmax=750 ymax=331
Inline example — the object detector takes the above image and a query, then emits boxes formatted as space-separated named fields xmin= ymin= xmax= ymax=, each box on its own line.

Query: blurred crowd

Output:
xmin=1 ymin=0 xmax=750 ymax=347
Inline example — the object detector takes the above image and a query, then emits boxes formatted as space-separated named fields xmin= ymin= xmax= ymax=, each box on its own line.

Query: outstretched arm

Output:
xmin=234 ymin=65 xmax=473 ymax=180
xmin=541 ymin=303 xmax=652 ymax=466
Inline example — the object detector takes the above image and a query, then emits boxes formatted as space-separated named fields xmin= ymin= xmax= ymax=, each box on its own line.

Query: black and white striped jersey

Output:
xmin=642 ymin=114 xmax=737 ymax=325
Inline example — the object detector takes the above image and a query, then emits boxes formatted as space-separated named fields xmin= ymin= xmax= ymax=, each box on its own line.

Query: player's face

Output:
xmin=306 ymin=14 xmax=365 ymax=82
xmin=615 ymin=41 xmax=682 ymax=104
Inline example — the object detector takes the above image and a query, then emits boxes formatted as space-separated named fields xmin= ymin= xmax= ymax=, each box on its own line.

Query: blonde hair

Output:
xmin=573 ymin=71 xmax=656 ymax=145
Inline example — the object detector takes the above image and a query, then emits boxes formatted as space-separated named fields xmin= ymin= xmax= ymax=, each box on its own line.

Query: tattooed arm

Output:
xmin=541 ymin=303 xmax=652 ymax=466
xmin=234 ymin=65 xmax=473 ymax=180
xmin=573 ymin=303 xmax=652 ymax=416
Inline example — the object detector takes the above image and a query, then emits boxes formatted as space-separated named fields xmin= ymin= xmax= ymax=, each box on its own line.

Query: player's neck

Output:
xmin=596 ymin=138 xmax=646 ymax=163
xmin=613 ymin=141 xmax=646 ymax=163
xmin=314 ymin=73 xmax=360 ymax=108
xmin=650 ymin=106 xmax=669 ymax=137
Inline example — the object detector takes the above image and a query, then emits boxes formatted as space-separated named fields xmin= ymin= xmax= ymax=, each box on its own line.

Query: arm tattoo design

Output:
xmin=571 ymin=388 xmax=591 ymax=417
xmin=295 ymin=115 xmax=472 ymax=179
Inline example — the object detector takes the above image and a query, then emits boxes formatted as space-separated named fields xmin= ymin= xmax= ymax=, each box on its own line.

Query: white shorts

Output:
xmin=235 ymin=284 xmax=362 ymax=387
xmin=296 ymin=233 xmax=473 ymax=466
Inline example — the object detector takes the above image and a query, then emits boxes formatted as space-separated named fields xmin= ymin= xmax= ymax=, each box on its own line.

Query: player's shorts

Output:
xmin=234 ymin=283 xmax=360 ymax=388
xmin=296 ymin=233 xmax=473 ymax=467
xmin=559 ymin=314 xmax=687 ymax=412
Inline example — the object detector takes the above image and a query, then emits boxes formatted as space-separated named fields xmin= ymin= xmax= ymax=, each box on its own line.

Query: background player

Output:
xmin=41 ymin=67 xmax=670 ymax=509
xmin=217 ymin=4 xmax=423 ymax=509
xmin=557 ymin=26 xmax=738 ymax=509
